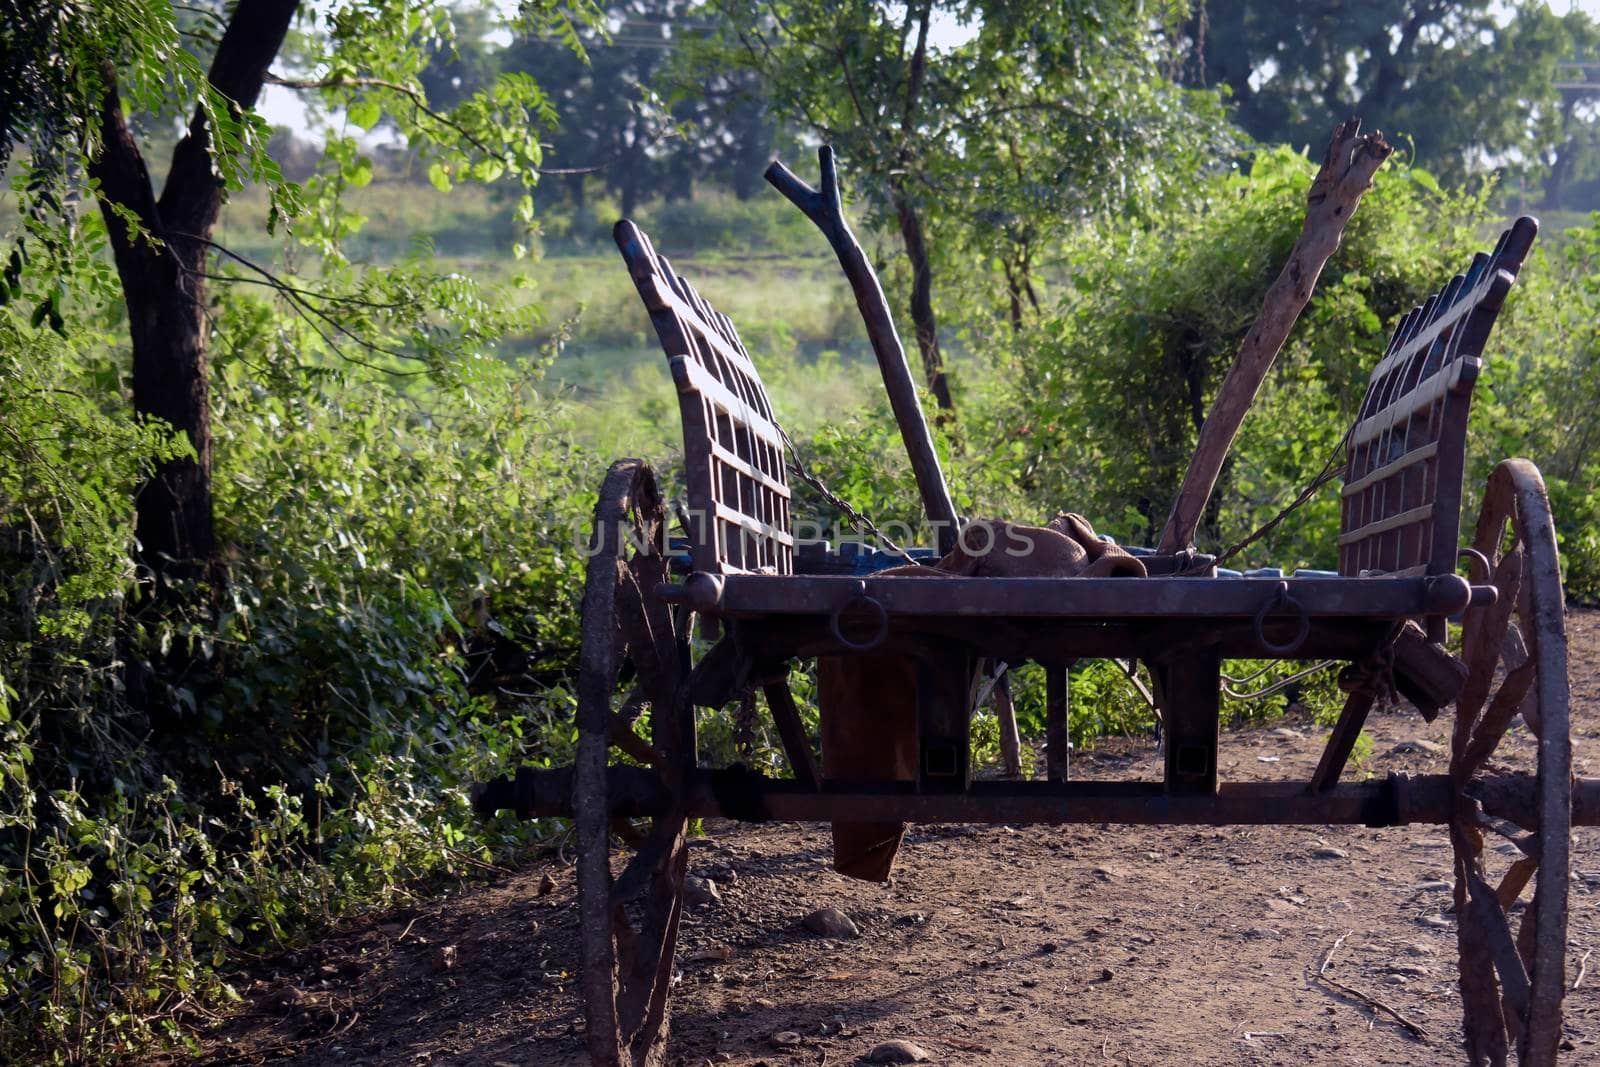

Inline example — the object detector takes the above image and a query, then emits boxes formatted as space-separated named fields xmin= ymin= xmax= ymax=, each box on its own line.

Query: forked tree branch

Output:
xmin=766 ymin=146 xmax=960 ymax=554
xmin=1157 ymin=118 xmax=1393 ymax=554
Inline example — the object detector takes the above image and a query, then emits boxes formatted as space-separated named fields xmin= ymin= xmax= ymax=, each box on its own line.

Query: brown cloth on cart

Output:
xmin=820 ymin=516 xmax=1145 ymax=881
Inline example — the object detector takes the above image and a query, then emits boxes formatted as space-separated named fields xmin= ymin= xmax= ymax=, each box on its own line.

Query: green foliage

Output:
xmin=1004 ymin=148 xmax=1491 ymax=558
xmin=4 ymin=2 xmax=1600 ymax=1061
xmin=0 ymin=317 xmax=597 ymax=1058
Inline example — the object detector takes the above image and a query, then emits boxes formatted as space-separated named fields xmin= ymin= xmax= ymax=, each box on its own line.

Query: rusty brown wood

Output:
xmin=724 ymin=614 xmax=1400 ymax=679
xmin=1159 ymin=119 xmax=1393 ymax=554
xmin=992 ymin=671 xmax=1024 ymax=779
xmin=479 ymin=765 xmax=1600 ymax=829
xmin=573 ymin=460 xmax=691 ymax=1067
xmin=1332 ymin=214 xmax=1538 ymax=638
xmin=1307 ymin=688 xmax=1378 ymax=793
xmin=765 ymin=147 xmax=961 ymax=556
xmin=660 ymin=572 xmax=1475 ymax=621
xmin=574 ymin=462 xmax=636 ymax=1067
xmin=1045 ymin=666 xmax=1069 ymax=783
xmin=1450 ymin=458 xmax=1571 ymax=1066
xmin=1390 ymin=620 xmax=1466 ymax=721
xmin=614 ymin=221 xmax=793 ymax=577
xmin=1158 ymin=651 xmax=1220 ymax=794
xmin=761 ymin=681 xmax=819 ymax=790
xmin=1452 ymin=547 xmax=1524 ymax=783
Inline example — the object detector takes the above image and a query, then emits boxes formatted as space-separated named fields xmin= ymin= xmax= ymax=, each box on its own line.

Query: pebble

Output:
xmin=537 ymin=872 xmax=557 ymax=896
xmin=684 ymin=875 xmax=721 ymax=907
xmin=866 ymin=1039 xmax=931 ymax=1064
xmin=687 ymin=944 xmax=733 ymax=963
xmin=1312 ymin=846 xmax=1350 ymax=860
xmin=803 ymin=907 xmax=860 ymax=938
xmin=1386 ymin=963 xmax=1432 ymax=977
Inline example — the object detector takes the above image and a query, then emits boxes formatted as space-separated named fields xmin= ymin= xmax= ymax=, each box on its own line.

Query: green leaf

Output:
xmin=427 ymin=163 xmax=452 ymax=193
xmin=1408 ymin=169 xmax=1441 ymax=195
xmin=347 ymin=99 xmax=381 ymax=131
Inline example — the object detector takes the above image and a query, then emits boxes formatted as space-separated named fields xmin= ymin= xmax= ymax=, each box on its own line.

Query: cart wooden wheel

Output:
xmin=575 ymin=458 xmax=692 ymax=1067
xmin=1451 ymin=459 xmax=1572 ymax=1066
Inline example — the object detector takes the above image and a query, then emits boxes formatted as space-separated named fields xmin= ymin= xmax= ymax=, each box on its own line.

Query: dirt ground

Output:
xmin=184 ymin=611 xmax=1600 ymax=1066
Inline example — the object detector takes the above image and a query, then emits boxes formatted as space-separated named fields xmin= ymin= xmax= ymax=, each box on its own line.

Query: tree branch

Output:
xmin=1157 ymin=118 xmax=1393 ymax=554
xmin=160 ymin=0 xmax=300 ymax=239
xmin=87 ymin=62 xmax=164 ymax=276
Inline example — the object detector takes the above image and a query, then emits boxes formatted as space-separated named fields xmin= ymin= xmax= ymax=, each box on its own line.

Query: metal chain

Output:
xmin=778 ymin=427 xmax=926 ymax=566
xmin=1220 ymin=660 xmax=1338 ymax=701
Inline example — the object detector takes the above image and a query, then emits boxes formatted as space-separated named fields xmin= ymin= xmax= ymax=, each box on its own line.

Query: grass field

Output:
xmin=213 ymin=175 xmax=932 ymax=458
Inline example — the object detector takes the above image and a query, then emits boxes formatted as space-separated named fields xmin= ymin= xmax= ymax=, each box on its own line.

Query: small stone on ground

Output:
xmin=803 ymin=907 xmax=860 ymax=938
xmin=866 ymin=1038 xmax=931 ymax=1063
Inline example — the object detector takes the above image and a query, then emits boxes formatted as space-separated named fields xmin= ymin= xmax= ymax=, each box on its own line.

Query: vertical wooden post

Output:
xmin=1158 ymin=652 xmax=1220 ymax=795
xmin=1046 ymin=666 xmax=1070 ymax=783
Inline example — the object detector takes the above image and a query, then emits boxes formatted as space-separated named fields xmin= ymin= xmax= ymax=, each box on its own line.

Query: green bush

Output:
xmin=0 ymin=294 xmax=602 ymax=1059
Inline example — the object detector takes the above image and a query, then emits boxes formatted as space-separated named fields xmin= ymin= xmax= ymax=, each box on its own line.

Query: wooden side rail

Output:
xmin=1338 ymin=217 xmax=1538 ymax=582
xmin=614 ymin=220 xmax=794 ymax=575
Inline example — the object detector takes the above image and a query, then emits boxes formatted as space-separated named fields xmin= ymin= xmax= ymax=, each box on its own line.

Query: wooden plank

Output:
xmin=1337 ymin=503 xmax=1434 ymax=547
xmin=709 ymin=439 xmax=790 ymax=498
xmin=762 ymin=682 xmax=818 ymax=789
xmin=1350 ymin=359 xmax=1476 ymax=447
xmin=1308 ymin=689 xmax=1377 ymax=792
xmin=1342 ymin=441 xmax=1439 ymax=497
xmin=712 ymin=501 xmax=795 ymax=548
xmin=1159 ymin=650 xmax=1220 ymax=795
xmin=1046 ymin=666 xmax=1070 ymax=783
xmin=684 ymin=572 xmax=1473 ymax=620
xmin=668 ymin=355 xmax=785 ymax=448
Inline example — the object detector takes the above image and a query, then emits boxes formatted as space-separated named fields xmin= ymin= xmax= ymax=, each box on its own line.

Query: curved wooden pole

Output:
xmin=766 ymin=146 xmax=961 ymax=555
xmin=1158 ymin=118 xmax=1393 ymax=554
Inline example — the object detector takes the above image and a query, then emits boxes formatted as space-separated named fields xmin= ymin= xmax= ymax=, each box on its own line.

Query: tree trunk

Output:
xmin=891 ymin=185 xmax=952 ymax=412
xmin=88 ymin=0 xmax=299 ymax=594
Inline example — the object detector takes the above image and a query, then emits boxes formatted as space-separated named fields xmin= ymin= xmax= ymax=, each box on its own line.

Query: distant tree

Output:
xmin=501 ymin=3 xmax=671 ymax=216
xmin=1180 ymin=0 xmax=1592 ymax=192
xmin=699 ymin=0 xmax=1230 ymax=412
xmin=501 ymin=0 xmax=782 ymax=216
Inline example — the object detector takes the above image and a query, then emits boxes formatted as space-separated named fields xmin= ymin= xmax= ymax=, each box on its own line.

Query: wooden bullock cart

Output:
xmin=475 ymin=125 xmax=1594 ymax=1066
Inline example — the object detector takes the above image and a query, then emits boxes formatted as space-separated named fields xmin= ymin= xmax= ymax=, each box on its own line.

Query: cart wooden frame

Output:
xmin=474 ymin=145 xmax=1592 ymax=1067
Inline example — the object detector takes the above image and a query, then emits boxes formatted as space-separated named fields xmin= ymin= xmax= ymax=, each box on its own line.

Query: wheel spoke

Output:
xmin=1459 ymin=658 xmax=1537 ymax=780
xmin=1452 ymin=547 xmax=1522 ymax=782
xmin=1496 ymin=856 xmax=1539 ymax=911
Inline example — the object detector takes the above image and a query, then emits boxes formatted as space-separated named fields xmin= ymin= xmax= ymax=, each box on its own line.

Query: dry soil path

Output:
xmin=187 ymin=611 xmax=1600 ymax=1066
